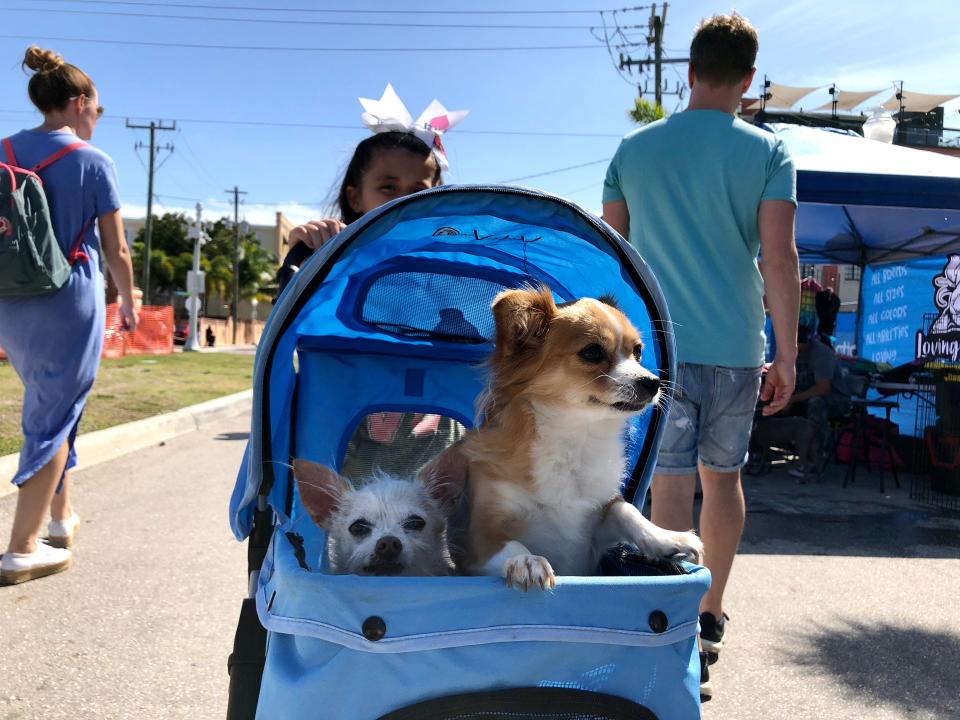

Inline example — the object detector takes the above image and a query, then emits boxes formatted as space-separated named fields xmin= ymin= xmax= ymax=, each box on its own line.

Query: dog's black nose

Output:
xmin=637 ymin=375 xmax=661 ymax=394
xmin=375 ymin=536 xmax=403 ymax=560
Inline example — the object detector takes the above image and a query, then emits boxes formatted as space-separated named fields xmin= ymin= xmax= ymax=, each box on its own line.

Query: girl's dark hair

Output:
xmin=336 ymin=131 xmax=442 ymax=224
xmin=22 ymin=46 xmax=95 ymax=113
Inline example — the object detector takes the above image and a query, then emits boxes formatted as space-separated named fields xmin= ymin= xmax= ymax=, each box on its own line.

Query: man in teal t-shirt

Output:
xmin=603 ymin=13 xmax=800 ymax=698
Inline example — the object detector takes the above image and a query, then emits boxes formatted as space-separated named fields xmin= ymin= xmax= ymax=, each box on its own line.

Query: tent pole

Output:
xmin=855 ymin=248 xmax=867 ymax=360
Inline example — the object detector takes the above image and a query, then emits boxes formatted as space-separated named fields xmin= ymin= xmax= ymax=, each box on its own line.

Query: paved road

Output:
xmin=0 ymin=414 xmax=249 ymax=720
xmin=704 ymin=466 xmax=960 ymax=720
xmin=2 ymin=415 xmax=958 ymax=719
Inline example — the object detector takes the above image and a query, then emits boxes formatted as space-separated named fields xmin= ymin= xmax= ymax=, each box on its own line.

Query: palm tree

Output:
xmin=629 ymin=98 xmax=666 ymax=125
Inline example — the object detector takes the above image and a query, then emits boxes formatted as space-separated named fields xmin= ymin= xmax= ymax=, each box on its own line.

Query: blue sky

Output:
xmin=2 ymin=0 xmax=959 ymax=227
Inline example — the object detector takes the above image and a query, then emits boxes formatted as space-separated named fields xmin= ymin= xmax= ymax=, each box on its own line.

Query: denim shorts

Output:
xmin=657 ymin=363 xmax=763 ymax=474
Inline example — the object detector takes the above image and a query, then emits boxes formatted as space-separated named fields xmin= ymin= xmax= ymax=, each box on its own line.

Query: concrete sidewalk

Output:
xmin=0 ymin=389 xmax=252 ymax=500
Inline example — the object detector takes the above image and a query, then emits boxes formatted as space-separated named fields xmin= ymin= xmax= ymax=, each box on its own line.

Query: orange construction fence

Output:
xmin=0 ymin=304 xmax=173 ymax=362
xmin=104 ymin=303 xmax=173 ymax=357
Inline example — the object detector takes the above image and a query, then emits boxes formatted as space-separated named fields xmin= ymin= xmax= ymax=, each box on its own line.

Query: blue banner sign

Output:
xmin=860 ymin=256 xmax=954 ymax=366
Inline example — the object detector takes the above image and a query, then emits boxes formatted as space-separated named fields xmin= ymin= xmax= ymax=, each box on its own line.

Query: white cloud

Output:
xmin=122 ymin=200 xmax=324 ymax=227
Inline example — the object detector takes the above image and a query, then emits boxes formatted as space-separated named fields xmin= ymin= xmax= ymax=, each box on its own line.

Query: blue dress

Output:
xmin=0 ymin=129 xmax=121 ymax=486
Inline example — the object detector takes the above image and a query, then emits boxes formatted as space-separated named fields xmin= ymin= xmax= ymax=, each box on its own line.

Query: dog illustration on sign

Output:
xmin=931 ymin=254 xmax=960 ymax=334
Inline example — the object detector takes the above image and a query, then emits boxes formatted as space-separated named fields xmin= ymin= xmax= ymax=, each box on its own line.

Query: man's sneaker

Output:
xmin=48 ymin=513 xmax=81 ymax=549
xmin=700 ymin=611 xmax=729 ymax=665
xmin=0 ymin=542 xmax=72 ymax=585
xmin=699 ymin=651 xmax=713 ymax=703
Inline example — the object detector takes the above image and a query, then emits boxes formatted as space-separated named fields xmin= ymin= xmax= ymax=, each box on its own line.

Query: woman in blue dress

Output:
xmin=0 ymin=47 xmax=137 ymax=584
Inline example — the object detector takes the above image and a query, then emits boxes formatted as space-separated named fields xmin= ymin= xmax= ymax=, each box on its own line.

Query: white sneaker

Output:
xmin=48 ymin=513 xmax=81 ymax=548
xmin=1 ymin=542 xmax=72 ymax=585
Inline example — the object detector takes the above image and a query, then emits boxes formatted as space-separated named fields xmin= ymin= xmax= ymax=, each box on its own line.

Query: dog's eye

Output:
xmin=348 ymin=519 xmax=372 ymax=537
xmin=633 ymin=344 xmax=643 ymax=361
xmin=578 ymin=343 xmax=605 ymax=363
xmin=402 ymin=515 xmax=426 ymax=531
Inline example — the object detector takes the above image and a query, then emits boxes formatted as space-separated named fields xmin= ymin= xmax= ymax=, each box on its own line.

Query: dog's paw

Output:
xmin=504 ymin=554 xmax=556 ymax=591
xmin=666 ymin=531 xmax=704 ymax=565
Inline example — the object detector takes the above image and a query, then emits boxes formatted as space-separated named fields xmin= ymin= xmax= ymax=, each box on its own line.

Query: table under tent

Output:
xmin=769 ymin=124 xmax=960 ymax=508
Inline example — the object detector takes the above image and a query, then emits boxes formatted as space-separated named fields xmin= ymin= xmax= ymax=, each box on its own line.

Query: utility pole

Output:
xmin=225 ymin=186 xmax=247 ymax=345
xmin=184 ymin=202 xmax=207 ymax=352
xmin=125 ymin=119 xmax=175 ymax=306
xmin=653 ymin=4 xmax=664 ymax=107
xmin=618 ymin=3 xmax=687 ymax=107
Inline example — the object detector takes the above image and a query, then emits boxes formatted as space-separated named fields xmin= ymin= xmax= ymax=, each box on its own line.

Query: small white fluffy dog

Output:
xmin=448 ymin=286 xmax=704 ymax=590
xmin=293 ymin=459 xmax=464 ymax=576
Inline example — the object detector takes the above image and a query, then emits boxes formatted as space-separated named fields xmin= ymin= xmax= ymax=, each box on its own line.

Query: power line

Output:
xmin=618 ymin=3 xmax=687 ymax=106
xmin=499 ymin=158 xmax=611 ymax=184
xmin=175 ymin=128 xmax=224 ymax=191
xmin=0 ymin=108 xmax=622 ymax=138
xmin=6 ymin=6 xmax=599 ymax=30
xmin=28 ymin=0 xmax=625 ymax=15
xmin=595 ymin=8 xmax=647 ymax=89
xmin=0 ymin=34 xmax=601 ymax=53
xmin=155 ymin=192 xmax=325 ymax=208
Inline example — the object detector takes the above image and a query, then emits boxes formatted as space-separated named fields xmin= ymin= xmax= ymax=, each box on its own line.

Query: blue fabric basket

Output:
xmin=228 ymin=186 xmax=710 ymax=719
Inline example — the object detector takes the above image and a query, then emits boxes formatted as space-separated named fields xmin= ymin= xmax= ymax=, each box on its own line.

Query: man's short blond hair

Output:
xmin=690 ymin=13 xmax=758 ymax=87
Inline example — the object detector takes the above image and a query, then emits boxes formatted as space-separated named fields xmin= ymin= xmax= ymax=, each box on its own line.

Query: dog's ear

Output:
xmin=292 ymin=459 xmax=352 ymax=531
xmin=492 ymin=285 xmax=556 ymax=356
xmin=416 ymin=442 xmax=468 ymax=516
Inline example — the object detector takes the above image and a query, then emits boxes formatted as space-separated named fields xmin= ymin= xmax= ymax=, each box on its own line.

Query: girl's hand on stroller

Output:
xmin=289 ymin=218 xmax=346 ymax=250
xmin=760 ymin=357 xmax=796 ymax=416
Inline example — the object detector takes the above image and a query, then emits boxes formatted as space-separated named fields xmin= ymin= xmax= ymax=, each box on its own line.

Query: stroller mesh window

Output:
xmin=340 ymin=412 xmax=466 ymax=482
xmin=378 ymin=688 xmax=658 ymax=720
xmin=361 ymin=270 xmax=509 ymax=343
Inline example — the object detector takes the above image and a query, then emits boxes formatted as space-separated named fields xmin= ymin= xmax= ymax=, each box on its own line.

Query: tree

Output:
xmin=131 ymin=212 xmax=191 ymax=301
xmin=131 ymin=212 xmax=278 ymax=306
xmin=629 ymin=98 xmax=666 ymax=125
xmin=201 ymin=218 xmax=278 ymax=305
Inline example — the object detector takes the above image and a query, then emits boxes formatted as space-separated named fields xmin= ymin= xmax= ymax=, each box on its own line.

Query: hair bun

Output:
xmin=23 ymin=46 xmax=64 ymax=74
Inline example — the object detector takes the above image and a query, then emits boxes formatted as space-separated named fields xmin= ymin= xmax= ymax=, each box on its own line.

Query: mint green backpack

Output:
xmin=0 ymin=138 xmax=90 ymax=297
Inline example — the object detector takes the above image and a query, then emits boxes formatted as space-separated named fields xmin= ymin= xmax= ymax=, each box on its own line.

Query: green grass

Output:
xmin=0 ymin=352 xmax=253 ymax=456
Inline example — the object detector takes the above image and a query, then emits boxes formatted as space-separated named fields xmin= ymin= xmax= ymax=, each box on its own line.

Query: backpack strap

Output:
xmin=1 ymin=137 xmax=17 ymax=166
xmin=31 ymin=141 xmax=87 ymax=173
xmin=35 ymin=141 xmax=92 ymax=264
xmin=67 ymin=216 xmax=94 ymax=265
xmin=1 ymin=161 xmax=17 ymax=194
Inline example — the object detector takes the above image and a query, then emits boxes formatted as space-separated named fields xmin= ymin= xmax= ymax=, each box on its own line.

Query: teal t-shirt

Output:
xmin=603 ymin=110 xmax=796 ymax=367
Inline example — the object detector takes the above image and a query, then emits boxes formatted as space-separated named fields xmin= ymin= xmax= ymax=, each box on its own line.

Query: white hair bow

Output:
xmin=359 ymin=84 xmax=469 ymax=171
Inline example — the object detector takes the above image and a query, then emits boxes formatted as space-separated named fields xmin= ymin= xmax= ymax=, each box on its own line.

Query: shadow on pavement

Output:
xmin=788 ymin=619 xmax=960 ymax=719
xmin=740 ymin=507 xmax=960 ymax=558
xmin=731 ymin=462 xmax=960 ymax=558
xmin=215 ymin=432 xmax=250 ymax=442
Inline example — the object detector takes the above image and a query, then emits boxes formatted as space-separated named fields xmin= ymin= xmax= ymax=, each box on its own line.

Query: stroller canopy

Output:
xmin=229 ymin=186 xmax=676 ymax=540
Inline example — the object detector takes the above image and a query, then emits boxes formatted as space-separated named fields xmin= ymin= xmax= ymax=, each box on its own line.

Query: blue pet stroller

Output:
xmin=226 ymin=186 xmax=711 ymax=720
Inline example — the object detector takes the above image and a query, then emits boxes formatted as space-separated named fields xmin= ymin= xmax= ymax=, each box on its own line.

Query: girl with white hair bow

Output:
xmin=279 ymin=84 xmax=468 ymax=279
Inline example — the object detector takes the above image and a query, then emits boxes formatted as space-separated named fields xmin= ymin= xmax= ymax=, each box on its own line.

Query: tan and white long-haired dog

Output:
xmin=440 ymin=286 xmax=703 ymax=591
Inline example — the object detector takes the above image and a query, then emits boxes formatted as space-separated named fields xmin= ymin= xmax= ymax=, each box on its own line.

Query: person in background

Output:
xmin=782 ymin=325 xmax=851 ymax=478
xmin=602 ymin=14 xmax=800 ymax=698
xmin=815 ymin=286 xmax=841 ymax=347
xmin=0 ymin=46 xmax=137 ymax=584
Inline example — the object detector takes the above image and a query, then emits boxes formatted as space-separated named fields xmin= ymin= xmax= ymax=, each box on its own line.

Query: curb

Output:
xmin=0 ymin=389 xmax=252 ymax=501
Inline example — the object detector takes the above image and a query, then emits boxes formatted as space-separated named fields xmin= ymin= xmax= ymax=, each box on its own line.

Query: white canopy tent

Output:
xmin=881 ymin=90 xmax=959 ymax=113
xmin=763 ymin=82 xmax=822 ymax=109
xmin=814 ymin=88 xmax=885 ymax=112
